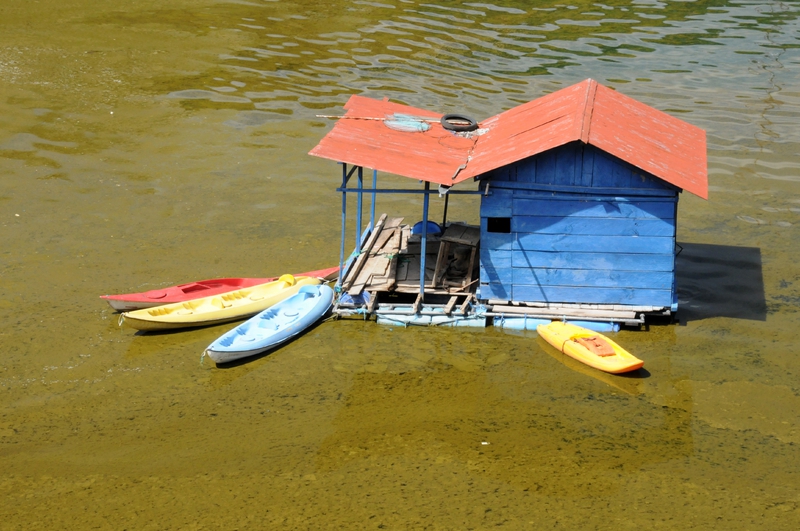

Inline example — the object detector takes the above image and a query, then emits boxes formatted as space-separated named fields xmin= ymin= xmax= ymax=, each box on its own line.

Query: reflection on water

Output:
xmin=2 ymin=0 xmax=800 ymax=528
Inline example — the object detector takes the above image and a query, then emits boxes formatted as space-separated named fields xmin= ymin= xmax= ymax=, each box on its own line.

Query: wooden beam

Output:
xmin=367 ymin=291 xmax=379 ymax=313
xmin=491 ymin=305 xmax=637 ymax=320
xmin=348 ymin=223 xmax=402 ymax=296
xmin=486 ymin=299 xmax=660 ymax=313
xmin=458 ymin=295 xmax=473 ymax=315
xmin=341 ymin=214 xmax=389 ymax=292
xmin=412 ymin=293 xmax=423 ymax=314
xmin=443 ymin=296 xmax=459 ymax=315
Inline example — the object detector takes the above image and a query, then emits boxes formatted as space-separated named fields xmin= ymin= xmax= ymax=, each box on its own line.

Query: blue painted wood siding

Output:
xmin=486 ymin=141 xmax=678 ymax=194
xmin=479 ymin=143 xmax=679 ymax=307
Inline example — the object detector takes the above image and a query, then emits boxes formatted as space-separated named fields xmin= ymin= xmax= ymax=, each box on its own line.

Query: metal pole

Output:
xmin=442 ymin=193 xmax=449 ymax=227
xmin=419 ymin=181 xmax=430 ymax=299
xmin=335 ymin=187 xmax=480 ymax=195
xmin=337 ymin=164 xmax=348 ymax=291
xmin=355 ymin=166 xmax=363 ymax=248
xmin=370 ymin=169 xmax=377 ymax=229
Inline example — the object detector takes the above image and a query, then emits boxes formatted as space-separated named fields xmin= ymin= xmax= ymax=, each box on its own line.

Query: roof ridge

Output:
xmin=580 ymin=79 xmax=599 ymax=143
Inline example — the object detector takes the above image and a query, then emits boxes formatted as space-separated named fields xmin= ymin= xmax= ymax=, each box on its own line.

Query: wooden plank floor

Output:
xmin=341 ymin=219 xmax=479 ymax=300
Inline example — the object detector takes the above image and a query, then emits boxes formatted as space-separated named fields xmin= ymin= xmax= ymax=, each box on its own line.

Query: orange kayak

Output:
xmin=536 ymin=321 xmax=644 ymax=374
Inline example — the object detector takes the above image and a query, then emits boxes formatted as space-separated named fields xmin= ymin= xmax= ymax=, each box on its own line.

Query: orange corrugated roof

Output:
xmin=309 ymin=79 xmax=708 ymax=199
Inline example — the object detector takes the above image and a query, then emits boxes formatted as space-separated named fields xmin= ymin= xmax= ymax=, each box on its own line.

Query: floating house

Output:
xmin=310 ymin=79 xmax=707 ymax=327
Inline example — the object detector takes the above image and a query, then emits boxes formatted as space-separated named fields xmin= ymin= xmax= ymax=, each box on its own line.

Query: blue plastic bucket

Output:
xmin=411 ymin=221 xmax=442 ymax=235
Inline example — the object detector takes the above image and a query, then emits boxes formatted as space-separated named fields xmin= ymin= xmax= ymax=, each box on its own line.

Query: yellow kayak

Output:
xmin=121 ymin=274 xmax=321 ymax=332
xmin=536 ymin=321 xmax=644 ymax=374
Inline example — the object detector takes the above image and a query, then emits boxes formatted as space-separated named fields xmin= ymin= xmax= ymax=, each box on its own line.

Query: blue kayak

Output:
xmin=204 ymin=284 xmax=334 ymax=363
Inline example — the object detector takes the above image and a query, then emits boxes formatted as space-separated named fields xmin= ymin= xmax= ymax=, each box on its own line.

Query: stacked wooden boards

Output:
xmin=341 ymin=215 xmax=405 ymax=297
xmin=339 ymin=216 xmax=477 ymax=300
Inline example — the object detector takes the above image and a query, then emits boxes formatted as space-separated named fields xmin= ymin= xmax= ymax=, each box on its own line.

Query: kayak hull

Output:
xmin=205 ymin=284 xmax=334 ymax=363
xmin=101 ymin=266 xmax=338 ymax=311
xmin=121 ymin=275 xmax=321 ymax=331
xmin=536 ymin=321 xmax=644 ymax=374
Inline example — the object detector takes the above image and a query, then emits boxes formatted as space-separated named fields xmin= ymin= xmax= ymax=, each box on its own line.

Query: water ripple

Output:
xmin=155 ymin=1 xmax=800 ymax=182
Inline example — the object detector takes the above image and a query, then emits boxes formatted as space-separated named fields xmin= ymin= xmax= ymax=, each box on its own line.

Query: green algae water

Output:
xmin=2 ymin=0 xmax=800 ymax=528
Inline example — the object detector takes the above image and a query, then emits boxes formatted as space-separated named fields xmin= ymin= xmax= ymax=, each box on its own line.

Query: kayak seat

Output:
xmin=144 ymin=290 xmax=168 ymax=299
xmin=262 ymin=309 xmax=279 ymax=319
xmin=574 ymin=336 xmax=615 ymax=357
xmin=182 ymin=284 xmax=208 ymax=294
xmin=210 ymin=298 xmax=232 ymax=309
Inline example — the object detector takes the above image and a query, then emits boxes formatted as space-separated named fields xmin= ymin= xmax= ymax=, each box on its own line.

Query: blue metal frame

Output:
xmin=336 ymin=187 xmax=481 ymax=195
xmin=337 ymin=164 xmax=360 ymax=291
xmin=335 ymin=164 xmax=482 ymax=302
xmin=355 ymin=166 xmax=363 ymax=248
xmin=419 ymin=181 xmax=430 ymax=297
xmin=370 ymin=169 xmax=377 ymax=230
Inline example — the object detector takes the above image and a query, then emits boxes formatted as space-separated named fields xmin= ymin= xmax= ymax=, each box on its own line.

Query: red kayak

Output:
xmin=101 ymin=266 xmax=339 ymax=311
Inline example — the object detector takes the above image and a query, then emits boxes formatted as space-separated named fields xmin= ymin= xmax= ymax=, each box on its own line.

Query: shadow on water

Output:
xmin=130 ymin=322 xmax=240 ymax=337
xmin=618 ymin=367 xmax=651 ymax=379
xmin=675 ymin=242 xmax=767 ymax=323
xmin=210 ymin=342 xmax=281 ymax=369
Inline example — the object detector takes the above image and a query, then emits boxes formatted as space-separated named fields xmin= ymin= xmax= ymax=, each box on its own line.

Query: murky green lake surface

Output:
xmin=2 ymin=0 xmax=799 ymax=528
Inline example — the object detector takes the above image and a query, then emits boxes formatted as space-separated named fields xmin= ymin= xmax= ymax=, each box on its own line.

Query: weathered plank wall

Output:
xmin=479 ymin=142 xmax=679 ymax=307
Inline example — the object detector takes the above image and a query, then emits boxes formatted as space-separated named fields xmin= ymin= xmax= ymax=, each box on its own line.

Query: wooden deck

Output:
xmin=336 ymin=215 xmax=481 ymax=316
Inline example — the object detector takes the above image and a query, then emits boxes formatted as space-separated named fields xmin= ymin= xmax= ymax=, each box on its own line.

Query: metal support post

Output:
xmin=419 ymin=181 xmax=430 ymax=302
xmin=355 ymin=166 xmax=363 ymax=248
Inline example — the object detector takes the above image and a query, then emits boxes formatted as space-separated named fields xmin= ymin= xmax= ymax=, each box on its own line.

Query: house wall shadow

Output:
xmin=675 ymin=242 xmax=766 ymax=323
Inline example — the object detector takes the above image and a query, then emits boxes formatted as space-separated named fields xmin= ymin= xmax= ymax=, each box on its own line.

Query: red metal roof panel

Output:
xmin=587 ymin=83 xmax=708 ymax=199
xmin=309 ymin=80 xmax=708 ymax=199
xmin=309 ymin=95 xmax=475 ymax=186
xmin=458 ymin=80 xmax=594 ymax=181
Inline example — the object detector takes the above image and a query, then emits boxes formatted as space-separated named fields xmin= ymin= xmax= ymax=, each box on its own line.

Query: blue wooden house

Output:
xmin=473 ymin=80 xmax=707 ymax=322
xmin=310 ymin=79 xmax=708 ymax=324
xmin=479 ymin=145 xmax=684 ymax=318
